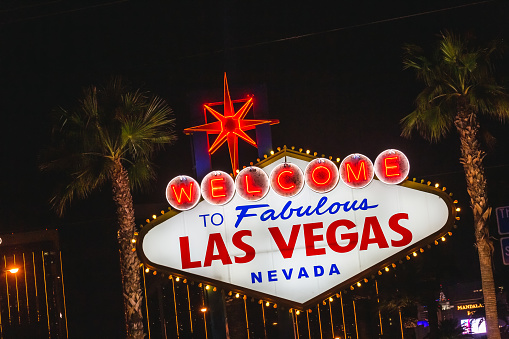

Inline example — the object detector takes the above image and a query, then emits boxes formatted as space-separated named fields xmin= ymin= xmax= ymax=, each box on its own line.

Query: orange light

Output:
xmin=265 ymin=301 xmax=270 ymax=307
xmin=7 ymin=268 xmax=19 ymax=274
xmin=171 ymin=183 xmax=194 ymax=204
xmin=200 ymin=307 xmax=207 ymax=312
xmin=384 ymin=156 xmax=400 ymax=177
xmin=311 ymin=165 xmax=331 ymax=186
xmin=210 ymin=177 xmax=227 ymax=198
xmin=277 ymin=170 xmax=295 ymax=190
xmin=384 ymin=267 xmax=389 ymax=272
xmin=235 ymin=293 xmax=240 ymax=298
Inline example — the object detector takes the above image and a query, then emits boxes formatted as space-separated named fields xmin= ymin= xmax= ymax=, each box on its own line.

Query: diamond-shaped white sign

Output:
xmin=138 ymin=151 xmax=455 ymax=309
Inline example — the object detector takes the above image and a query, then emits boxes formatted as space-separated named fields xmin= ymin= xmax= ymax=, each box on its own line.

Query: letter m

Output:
xmin=346 ymin=161 xmax=367 ymax=182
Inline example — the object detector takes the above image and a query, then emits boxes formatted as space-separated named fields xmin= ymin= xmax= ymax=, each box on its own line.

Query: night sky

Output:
xmin=1 ymin=0 xmax=509 ymax=337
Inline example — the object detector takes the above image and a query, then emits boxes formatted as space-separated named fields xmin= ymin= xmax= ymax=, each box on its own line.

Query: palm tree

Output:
xmin=41 ymin=78 xmax=177 ymax=338
xmin=401 ymin=31 xmax=509 ymax=339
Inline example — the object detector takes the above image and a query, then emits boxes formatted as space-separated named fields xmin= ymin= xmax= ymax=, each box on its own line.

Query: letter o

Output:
xmin=305 ymin=158 xmax=339 ymax=193
xmin=211 ymin=213 xmax=224 ymax=226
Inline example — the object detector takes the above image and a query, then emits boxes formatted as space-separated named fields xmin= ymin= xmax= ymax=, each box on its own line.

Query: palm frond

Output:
xmin=403 ymin=31 xmax=508 ymax=140
xmin=439 ymin=31 xmax=463 ymax=64
xmin=401 ymin=106 xmax=453 ymax=142
xmin=119 ymin=93 xmax=176 ymax=161
xmin=127 ymin=157 xmax=156 ymax=192
xmin=46 ymin=151 xmax=111 ymax=216
xmin=41 ymin=77 xmax=178 ymax=215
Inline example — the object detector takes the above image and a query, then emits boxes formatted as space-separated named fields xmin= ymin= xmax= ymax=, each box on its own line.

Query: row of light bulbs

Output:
xmin=138 ymin=224 xmax=455 ymax=313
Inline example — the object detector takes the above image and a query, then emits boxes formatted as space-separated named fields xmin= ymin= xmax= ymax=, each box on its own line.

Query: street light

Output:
xmin=7 ymin=268 xmax=19 ymax=274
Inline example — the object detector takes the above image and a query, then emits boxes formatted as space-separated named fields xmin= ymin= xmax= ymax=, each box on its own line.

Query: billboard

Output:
xmin=461 ymin=318 xmax=486 ymax=334
xmin=137 ymin=148 xmax=455 ymax=309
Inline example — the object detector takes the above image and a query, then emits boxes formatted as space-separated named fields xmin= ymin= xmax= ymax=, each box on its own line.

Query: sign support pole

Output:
xmin=277 ymin=306 xmax=295 ymax=339
xmin=207 ymin=288 xmax=227 ymax=339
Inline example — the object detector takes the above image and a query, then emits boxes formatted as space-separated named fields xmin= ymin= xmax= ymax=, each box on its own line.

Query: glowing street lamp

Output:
xmin=7 ymin=268 xmax=19 ymax=274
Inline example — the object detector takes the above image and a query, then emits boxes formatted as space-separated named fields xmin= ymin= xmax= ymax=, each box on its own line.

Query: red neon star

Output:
xmin=184 ymin=73 xmax=279 ymax=175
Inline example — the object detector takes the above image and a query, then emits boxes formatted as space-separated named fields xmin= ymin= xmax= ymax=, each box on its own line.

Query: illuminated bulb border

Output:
xmin=140 ymin=149 xmax=459 ymax=307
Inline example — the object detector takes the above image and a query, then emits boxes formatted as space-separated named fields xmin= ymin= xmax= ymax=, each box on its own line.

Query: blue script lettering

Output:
xmin=235 ymin=197 xmax=378 ymax=228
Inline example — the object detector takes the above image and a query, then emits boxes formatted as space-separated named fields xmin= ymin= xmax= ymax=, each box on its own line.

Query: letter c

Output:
xmin=277 ymin=170 xmax=295 ymax=190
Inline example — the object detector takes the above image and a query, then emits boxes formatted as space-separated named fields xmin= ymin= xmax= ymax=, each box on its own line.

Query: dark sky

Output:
xmin=1 ymin=0 xmax=509 ymax=337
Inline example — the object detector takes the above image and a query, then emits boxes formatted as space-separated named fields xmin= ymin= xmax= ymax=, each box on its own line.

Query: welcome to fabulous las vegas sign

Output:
xmin=137 ymin=148 xmax=455 ymax=309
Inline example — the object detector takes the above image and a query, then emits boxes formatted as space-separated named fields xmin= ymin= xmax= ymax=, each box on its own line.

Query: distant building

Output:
xmin=0 ymin=230 xmax=68 ymax=338
xmin=440 ymin=281 xmax=498 ymax=337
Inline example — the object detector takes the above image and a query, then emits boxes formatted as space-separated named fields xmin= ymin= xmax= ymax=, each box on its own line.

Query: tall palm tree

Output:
xmin=401 ymin=31 xmax=509 ymax=339
xmin=41 ymin=78 xmax=177 ymax=338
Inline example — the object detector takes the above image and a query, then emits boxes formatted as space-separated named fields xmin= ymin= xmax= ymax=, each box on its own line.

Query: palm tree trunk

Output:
xmin=455 ymin=100 xmax=500 ymax=339
xmin=111 ymin=160 xmax=145 ymax=339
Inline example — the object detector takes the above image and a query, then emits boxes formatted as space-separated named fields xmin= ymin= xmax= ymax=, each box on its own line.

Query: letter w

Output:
xmin=172 ymin=183 xmax=194 ymax=203
xmin=269 ymin=224 xmax=301 ymax=259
